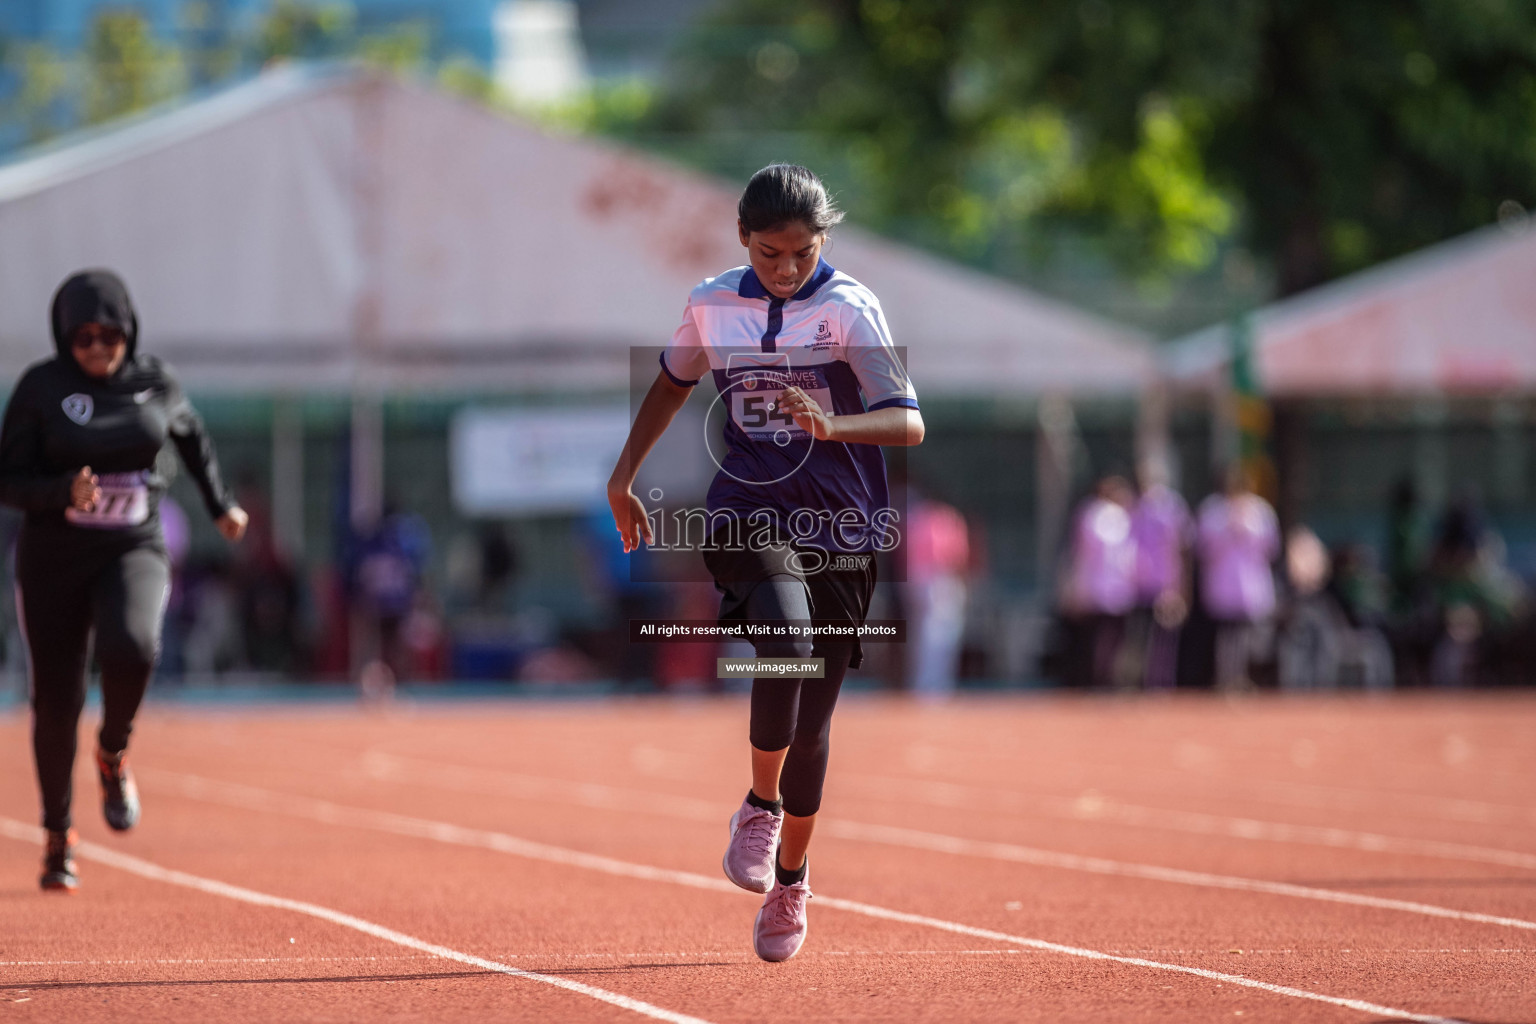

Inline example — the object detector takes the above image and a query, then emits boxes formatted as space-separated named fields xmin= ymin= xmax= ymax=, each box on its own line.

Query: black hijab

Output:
xmin=50 ymin=270 xmax=139 ymax=362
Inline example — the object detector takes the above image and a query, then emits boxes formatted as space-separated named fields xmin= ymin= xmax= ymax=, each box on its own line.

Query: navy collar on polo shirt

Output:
xmin=738 ymin=259 xmax=836 ymax=301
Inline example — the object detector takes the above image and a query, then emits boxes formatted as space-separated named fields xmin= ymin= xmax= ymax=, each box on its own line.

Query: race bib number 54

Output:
xmin=731 ymin=380 xmax=834 ymax=442
xmin=65 ymin=472 xmax=150 ymax=529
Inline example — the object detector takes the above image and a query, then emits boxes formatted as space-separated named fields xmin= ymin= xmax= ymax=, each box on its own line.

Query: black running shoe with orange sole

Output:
xmin=97 ymin=748 xmax=141 ymax=832
xmin=41 ymin=828 xmax=79 ymax=892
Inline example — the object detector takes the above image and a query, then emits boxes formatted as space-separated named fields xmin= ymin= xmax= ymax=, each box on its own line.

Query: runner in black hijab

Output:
xmin=0 ymin=269 xmax=248 ymax=891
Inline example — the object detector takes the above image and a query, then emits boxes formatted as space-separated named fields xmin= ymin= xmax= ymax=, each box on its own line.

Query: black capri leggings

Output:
xmin=18 ymin=535 xmax=170 ymax=832
xmin=741 ymin=573 xmax=856 ymax=818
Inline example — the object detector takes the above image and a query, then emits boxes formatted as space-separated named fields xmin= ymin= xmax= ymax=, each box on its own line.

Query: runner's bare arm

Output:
xmin=775 ymin=386 xmax=923 ymax=446
xmin=607 ymin=370 xmax=693 ymax=552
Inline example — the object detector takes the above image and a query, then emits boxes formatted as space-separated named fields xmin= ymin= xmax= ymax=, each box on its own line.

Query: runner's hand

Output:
xmin=775 ymin=387 xmax=834 ymax=441
xmin=217 ymin=506 xmax=249 ymax=542
xmin=71 ymin=466 xmax=100 ymax=511
xmin=608 ymin=487 xmax=654 ymax=553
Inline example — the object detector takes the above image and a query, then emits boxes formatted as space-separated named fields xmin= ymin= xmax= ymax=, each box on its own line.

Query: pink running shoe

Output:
xmin=753 ymin=866 xmax=812 ymax=962
xmin=722 ymin=796 xmax=782 ymax=894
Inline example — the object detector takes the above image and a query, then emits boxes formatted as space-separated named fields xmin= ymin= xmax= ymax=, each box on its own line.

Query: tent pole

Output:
xmin=347 ymin=71 xmax=387 ymax=537
xmin=347 ymin=388 xmax=384 ymax=686
xmin=347 ymin=75 xmax=388 ymax=687
xmin=1209 ymin=374 xmax=1236 ymax=476
xmin=1035 ymin=393 xmax=1077 ymax=595
xmin=272 ymin=397 xmax=305 ymax=561
xmin=1136 ymin=378 xmax=1172 ymax=484
xmin=350 ymin=391 xmax=384 ymax=534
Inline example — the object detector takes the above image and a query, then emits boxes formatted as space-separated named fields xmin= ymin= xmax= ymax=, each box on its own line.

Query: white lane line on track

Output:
xmin=8 ymin=949 xmax=1533 ymax=969
xmin=355 ymin=751 xmax=719 ymax=822
xmin=823 ymin=819 xmax=1536 ymax=932
xmin=325 ymin=757 xmax=1536 ymax=931
xmin=0 ymin=817 xmax=714 ymax=1024
xmin=892 ymin=742 xmax=1536 ymax=829
xmin=813 ymin=895 xmax=1470 ymax=1024
xmin=360 ymin=750 xmax=1536 ymax=874
xmin=496 ymin=721 xmax=1535 ymax=830
xmin=0 ymin=950 xmax=1031 ymax=969
xmin=839 ymin=773 xmax=1536 ymax=872
xmin=146 ymin=771 xmax=1469 ymax=1024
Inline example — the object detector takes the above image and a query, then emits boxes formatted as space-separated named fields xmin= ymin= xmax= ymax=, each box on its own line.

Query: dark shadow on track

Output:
xmin=1 ymin=971 xmax=492 ymax=991
xmin=2 ymin=962 xmax=740 ymax=992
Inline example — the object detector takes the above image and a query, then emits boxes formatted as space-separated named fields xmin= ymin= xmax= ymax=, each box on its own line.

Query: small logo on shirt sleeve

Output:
xmin=62 ymin=394 xmax=93 ymax=425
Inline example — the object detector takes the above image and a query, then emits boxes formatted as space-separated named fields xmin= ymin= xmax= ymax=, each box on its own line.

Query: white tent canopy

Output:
xmin=0 ymin=65 xmax=1151 ymax=397
xmin=1165 ymin=224 xmax=1536 ymax=396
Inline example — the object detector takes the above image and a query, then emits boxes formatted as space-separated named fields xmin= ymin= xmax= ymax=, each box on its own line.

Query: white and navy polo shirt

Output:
xmin=661 ymin=259 xmax=919 ymax=553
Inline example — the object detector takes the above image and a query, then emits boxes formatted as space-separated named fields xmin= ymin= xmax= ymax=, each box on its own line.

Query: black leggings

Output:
xmin=742 ymin=574 xmax=854 ymax=818
xmin=18 ymin=540 xmax=169 ymax=832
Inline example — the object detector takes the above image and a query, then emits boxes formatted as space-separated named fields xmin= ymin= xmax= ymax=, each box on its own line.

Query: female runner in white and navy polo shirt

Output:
xmin=608 ymin=164 xmax=924 ymax=961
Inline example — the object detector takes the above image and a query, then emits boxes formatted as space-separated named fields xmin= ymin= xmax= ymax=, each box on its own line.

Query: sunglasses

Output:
xmin=71 ymin=331 xmax=126 ymax=351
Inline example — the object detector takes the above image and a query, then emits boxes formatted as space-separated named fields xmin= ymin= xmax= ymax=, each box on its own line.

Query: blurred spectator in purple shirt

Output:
xmin=1131 ymin=460 xmax=1192 ymax=689
xmin=1197 ymin=465 xmax=1279 ymax=691
xmin=1061 ymin=475 xmax=1137 ymax=688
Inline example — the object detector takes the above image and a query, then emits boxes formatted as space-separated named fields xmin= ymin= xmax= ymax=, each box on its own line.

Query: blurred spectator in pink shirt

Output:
xmin=905 ymin=495 xmax=971 ymax=698
xmin=1062 ymin=476 xmax=1137 ymax=688
xmin=1131 ymin=460 xmax=1192 ymax=689
xmin=1197 ymin=465 xmax=1279 ymax=691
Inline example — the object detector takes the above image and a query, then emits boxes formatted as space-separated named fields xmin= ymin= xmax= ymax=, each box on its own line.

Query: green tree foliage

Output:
xmin=0 ymin=12 xmax=186 ymax=142
xmin=2 ymin=2 xmax=438 ymax=151
xmin=650 ymin=0 xmax=1536 ymax=294
xmin=253 ymin=1 xmax=429 ymax=73
xmin=5 ymin=39 xmax=73 ymax=144
xmin=2 ymin=0 xmax=642 ymax=162
xmin=82 ymin=11 xmax=188 ymax=125
xmin=253 ymin=1 xmax=356 ymax=64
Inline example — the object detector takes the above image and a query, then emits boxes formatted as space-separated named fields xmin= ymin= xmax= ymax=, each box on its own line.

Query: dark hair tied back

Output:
xmin=738 ymin=164 xmax=844 ymax=235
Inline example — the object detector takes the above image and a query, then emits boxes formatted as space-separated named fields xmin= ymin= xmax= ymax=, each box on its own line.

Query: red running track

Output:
xmin=2 ymin=692 xmax=1535 ymax=1022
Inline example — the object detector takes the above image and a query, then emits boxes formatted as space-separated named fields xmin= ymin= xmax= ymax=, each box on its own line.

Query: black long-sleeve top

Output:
xmin=0 ymin=270 xmax=233 ymax=546
xmin=0 ymin=355 xmax=234 ymax=542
